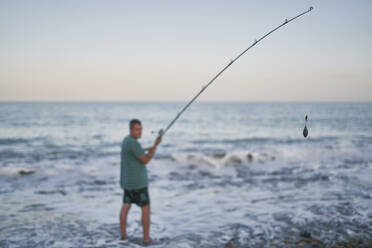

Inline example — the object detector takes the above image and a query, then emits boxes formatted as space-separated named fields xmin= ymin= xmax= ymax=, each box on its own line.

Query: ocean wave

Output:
xmin=191 ymin=136 xmax=340 ymax=145
xmin=0 ymin=137 xmax=48 ymax=146
xmin=0 ymin=147 xmax=118 ymax=164
xmin=171 ymin=151 xmax=276 ymax=168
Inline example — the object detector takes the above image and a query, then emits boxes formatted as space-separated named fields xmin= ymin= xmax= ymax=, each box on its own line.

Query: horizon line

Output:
xmin=0 ymin=100 xmax=371 ymax=104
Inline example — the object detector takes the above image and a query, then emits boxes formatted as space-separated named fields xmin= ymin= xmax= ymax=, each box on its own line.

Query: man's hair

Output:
xmin=129 ymin=119 xmax=142 ymax=129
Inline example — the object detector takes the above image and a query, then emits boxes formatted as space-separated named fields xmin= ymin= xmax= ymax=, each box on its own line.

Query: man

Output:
xmin=120 ymin=119 xmax=161 ymax=244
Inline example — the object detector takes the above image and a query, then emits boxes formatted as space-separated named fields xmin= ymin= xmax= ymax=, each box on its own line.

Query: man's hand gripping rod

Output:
xmin=155 ymin=7 xmax=314 ymax=139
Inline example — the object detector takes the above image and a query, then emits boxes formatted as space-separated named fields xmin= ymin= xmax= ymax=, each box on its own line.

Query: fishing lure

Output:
xmin=303 ymin=115 xmax=309 ymax=138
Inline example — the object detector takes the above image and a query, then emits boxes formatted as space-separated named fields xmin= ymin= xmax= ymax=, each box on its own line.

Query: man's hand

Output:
xmin=139 ymin=137 xmax=161 ymax=164
xmin=154 ymin=137 xmax=162 ymax=146
xmin=149 ymin=136 xmax=161 ymax=155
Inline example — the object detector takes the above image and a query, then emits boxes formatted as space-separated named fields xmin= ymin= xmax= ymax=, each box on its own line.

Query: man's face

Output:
xmin=130 ymin=123 xmax=142 ymax=139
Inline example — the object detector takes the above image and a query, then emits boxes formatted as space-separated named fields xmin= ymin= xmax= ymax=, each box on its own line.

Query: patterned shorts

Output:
xmin=123 ymin=187 xmax=150 ymax=207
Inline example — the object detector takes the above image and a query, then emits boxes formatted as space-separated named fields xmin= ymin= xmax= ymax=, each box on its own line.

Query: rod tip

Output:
xmin=309 ymin=6 xmax=314 ymax=11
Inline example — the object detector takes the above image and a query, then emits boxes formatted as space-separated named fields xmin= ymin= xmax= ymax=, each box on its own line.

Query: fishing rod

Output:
xmin=156 ymin=6 xmax=314 ymax=138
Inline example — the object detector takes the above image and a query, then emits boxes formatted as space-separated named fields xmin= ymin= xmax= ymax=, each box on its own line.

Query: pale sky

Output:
xmin=0 ymin=0 xmax=371 ymax=102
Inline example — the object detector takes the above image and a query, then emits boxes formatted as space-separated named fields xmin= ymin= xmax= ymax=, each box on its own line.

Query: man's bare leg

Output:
xmin=141 ymin=204 xmax=150 ymax=243
xmin=120 ymin=203 xmax=131 ymax=239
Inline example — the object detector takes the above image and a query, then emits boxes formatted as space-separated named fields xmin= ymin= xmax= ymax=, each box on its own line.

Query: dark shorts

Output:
xmin=123 ymin=187 xmax=150 ymax=207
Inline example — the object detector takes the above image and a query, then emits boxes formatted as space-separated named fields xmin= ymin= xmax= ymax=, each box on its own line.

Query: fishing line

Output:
xmin=156 ymin=7 xmax=314 ymax=138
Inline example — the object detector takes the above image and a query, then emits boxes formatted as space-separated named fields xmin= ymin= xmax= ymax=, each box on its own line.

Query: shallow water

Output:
xmin=0 ymin=102 xmax=372 ymax=247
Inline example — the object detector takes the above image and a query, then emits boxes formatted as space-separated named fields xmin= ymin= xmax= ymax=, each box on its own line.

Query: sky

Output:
xmin=0 ymin=0 xmax=371 ymax=102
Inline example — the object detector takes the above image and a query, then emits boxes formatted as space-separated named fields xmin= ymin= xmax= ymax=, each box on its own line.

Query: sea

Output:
xmin=0 ymin=102 xmax=371 ymax=248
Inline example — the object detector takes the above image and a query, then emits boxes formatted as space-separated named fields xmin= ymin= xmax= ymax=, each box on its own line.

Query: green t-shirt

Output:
xmin=120 ymin=135 xmax=147 ymax=190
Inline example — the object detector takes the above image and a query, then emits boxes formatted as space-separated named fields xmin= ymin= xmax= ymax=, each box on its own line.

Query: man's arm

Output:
xmin=138 ymin=137 xmax=161 ymax=164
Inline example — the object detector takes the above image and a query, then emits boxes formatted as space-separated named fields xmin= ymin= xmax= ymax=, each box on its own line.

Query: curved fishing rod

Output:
xmin=156 ymin=6 xmax=314 ymax=138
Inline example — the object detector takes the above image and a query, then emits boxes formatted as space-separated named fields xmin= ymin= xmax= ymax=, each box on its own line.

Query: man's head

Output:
xmin=129 ymin=119 xmax=142 ymax=139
